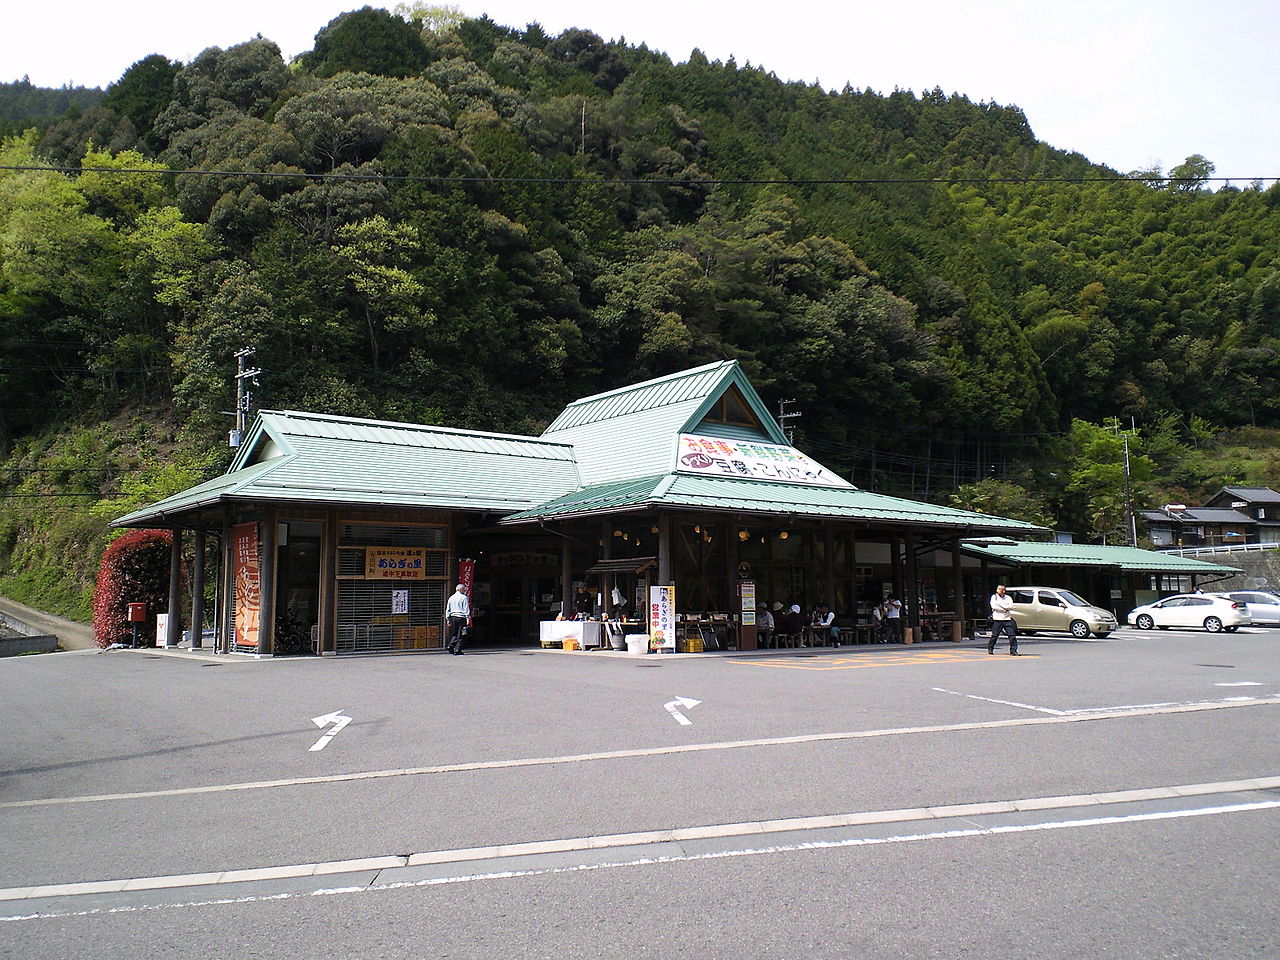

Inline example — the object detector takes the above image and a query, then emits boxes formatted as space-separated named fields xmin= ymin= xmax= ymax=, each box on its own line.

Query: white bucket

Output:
xmin=625 ymin=634 xmax=648 ymax=655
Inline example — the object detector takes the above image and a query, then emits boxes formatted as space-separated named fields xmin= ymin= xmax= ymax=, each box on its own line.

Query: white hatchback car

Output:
xmin=1211 ymin=590 xmax=1280 ymax=626
xmin=1127 ymin=594 xmax=1251 ymax=633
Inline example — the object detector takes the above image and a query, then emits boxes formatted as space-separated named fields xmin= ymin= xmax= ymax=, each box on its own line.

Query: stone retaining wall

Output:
xmin=0 ymin=634 xmax=59 ymax=657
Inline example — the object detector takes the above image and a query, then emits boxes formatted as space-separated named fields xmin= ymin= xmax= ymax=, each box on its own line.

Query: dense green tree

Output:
xmin=102 ymin=55 xmax=182 ymax=151
xmin=949 ymin=478 xmax=1055 ymax=528
xmin=301 ymin=7 xmax=430 ymax=79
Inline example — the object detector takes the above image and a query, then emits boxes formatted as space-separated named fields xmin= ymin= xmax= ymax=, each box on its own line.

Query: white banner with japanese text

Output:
xmin=675 ymin=434 xmax=850 ymax=487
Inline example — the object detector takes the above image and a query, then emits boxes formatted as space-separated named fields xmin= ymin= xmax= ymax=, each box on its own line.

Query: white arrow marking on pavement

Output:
xmin=309 ymin=709 xmax=353 ymax=752
xmin=664 ymin=696 xmax=701 ymax=726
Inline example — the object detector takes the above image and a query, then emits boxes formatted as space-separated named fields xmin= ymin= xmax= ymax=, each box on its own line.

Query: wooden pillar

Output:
xmin=561 ymin=533 xmax=573 ymax=617
xmin=164 ymin=529 xmax=183 ymax=648
xmin=217 ymin=513 xmax=232 ymax=653
xmin=951 ymin=536 xmax=965 ymax=641
xmin=318 ymin=509 xmax=337 ymax=654
xmin=258 ymin=518 xmax=277 ymax=656
xmin=891 ymin=534 xmax=904 ymax=605
xmin=904 ymin=533 xmax=919 ymax=643
xmin=726 ymin=522 xmax=739 ymax=611
xmin=823 ymin=522 xmax=836 ymax=611
xmin=189 ymin=530 xmax=206 ymax=648
xmin=658 ymin=514 xmax=672 ymax=584
xmin=600 ymin=519 xmax=613 ymax=617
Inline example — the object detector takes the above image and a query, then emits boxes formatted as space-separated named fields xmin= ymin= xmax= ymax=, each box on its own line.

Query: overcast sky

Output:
xmin=6 ymin=0 xmax=1278 ymax=183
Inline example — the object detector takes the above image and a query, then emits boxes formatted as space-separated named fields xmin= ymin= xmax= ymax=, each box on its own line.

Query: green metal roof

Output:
xmin=961 ymin=539 xmax=1240 ymax=574
xmin=542 ymin=361 xmax=788 ymax=485
xmin=503 ymin=473 xmax=1041 ymax=533
xmin=114 ymin=410 xmax=580 ymax=527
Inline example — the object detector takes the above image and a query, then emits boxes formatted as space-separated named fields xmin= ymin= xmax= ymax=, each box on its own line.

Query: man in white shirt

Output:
xmin=445 ymin=583 xmax=471 ymax=655
xmin=884 ymin=594 xmax=903 ymax=642
xmin=989 ymin=584 xmax=1019 ymax=655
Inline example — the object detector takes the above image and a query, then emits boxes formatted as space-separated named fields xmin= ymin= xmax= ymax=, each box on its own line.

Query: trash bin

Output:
xmin=625 ymin=634 xmax=648 ymax=655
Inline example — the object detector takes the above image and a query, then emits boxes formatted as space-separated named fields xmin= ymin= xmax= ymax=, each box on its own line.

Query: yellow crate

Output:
xmin=677 ymin=637 xmax=704 ymax=653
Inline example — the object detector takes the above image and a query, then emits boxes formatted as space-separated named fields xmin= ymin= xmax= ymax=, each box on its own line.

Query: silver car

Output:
xmin=1004 ymin=586 xmax=1118 ymax=638
xmin=1212 ymin=590 xmax=1280 ymax=626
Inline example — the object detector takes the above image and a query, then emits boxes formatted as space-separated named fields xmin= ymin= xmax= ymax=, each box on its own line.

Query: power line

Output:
xmin=1 ymin=163 xmax=1276 ymax=186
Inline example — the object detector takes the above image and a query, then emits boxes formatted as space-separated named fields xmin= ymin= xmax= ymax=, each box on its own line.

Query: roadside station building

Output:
xmin=115 ymin=360 xmax=1053 ymax=655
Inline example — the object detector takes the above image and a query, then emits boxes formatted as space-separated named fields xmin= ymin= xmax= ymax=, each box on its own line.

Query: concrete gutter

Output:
xmin=0 ymin=595 xmax=95 ymax=651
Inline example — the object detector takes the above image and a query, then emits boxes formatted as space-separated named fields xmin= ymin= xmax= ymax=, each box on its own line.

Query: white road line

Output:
xmin=930 ymin=687 xmax=1066 ymax=715
xmin=1215 ymin=682 xmax=1264 ymax=687
xmin=4 ymin=797 xmax=1277 ymax=922
xmin=930 ymin=687 xmax=1274 ymax=716
xmin=4 ymin=696 xmax=1278 ymax=811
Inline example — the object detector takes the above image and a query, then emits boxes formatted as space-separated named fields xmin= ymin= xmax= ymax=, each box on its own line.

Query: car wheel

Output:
xmin=1135 ymin=614 xmax=1155 ymax=630
xmin=1069 ymin=620 xmax=1091 ymax=639
xmin=1204 ymin=617 xmax=1223 ymax=633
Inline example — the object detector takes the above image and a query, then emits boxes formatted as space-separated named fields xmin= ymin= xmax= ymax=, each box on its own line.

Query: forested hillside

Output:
xmin=2 ymin=7 xmax=1279 ymax=617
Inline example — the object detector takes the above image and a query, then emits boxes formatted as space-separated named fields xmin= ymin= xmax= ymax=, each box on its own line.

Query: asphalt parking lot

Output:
xmin=2 ymin=625 xmax=1276 ymax=959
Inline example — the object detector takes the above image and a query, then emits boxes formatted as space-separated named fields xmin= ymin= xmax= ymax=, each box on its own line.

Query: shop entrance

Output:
xmin=491 ymin=572 xmax=558 ymax=642
xmin=276 ymin=520 xmax=323 ymax=654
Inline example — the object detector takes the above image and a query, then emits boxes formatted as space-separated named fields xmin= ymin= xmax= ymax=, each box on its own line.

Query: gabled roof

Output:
xmin=1208 ymin=486 xmax=1280 ymax=505
xmin=961 ymin=538 xmax=1239 ymax=574
xmin=114 ymin=410 xmax=580 ymax=527
xmin=541 ymin=361 xmax=787 ymax=486
xmin=1141 ymin=507 xmax=1253 ymax=525
xmin=502 ymin=473 xmax=1041 ymax=533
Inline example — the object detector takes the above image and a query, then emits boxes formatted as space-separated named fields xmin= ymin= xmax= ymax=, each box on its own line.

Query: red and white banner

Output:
xmin=457 ymin=558 xmax=475 ymax=596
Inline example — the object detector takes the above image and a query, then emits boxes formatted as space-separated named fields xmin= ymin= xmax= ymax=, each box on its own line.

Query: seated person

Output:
xmin=807 ymin=603 xmax=838 ymax=646
xmin=756 ymin=603 xmax=775 ymax=646
xmin=776 ymin=603 xmax=805 ymax=642
xmin=870 ymin=601 xmax=886 ymax=641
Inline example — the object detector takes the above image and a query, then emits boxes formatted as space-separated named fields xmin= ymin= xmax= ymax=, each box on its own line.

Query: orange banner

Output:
xmin=233 ymin=523 xmax=260 ymax=649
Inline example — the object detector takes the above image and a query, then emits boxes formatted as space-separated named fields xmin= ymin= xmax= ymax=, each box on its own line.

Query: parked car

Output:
xmin=1126 ymin=594 xmax=1251 ymax=633
xmin=1210 ymin=590 xmax=1280 ymax=626
xmin=1004 ymin=586 xmax=1118 ymax=638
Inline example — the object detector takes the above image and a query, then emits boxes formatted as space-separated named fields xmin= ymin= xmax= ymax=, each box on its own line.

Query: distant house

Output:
xmin=1140 ymin=486 xmax=1280 ymax=548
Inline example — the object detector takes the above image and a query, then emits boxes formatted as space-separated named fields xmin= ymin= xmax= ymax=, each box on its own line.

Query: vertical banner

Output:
xmin=457 ymin=558 xmax=475 ymax=596
xmin=232 ymin=522 xmax=261 ymax=649
xmin=649 ymin=584 xmax=676 ymax=652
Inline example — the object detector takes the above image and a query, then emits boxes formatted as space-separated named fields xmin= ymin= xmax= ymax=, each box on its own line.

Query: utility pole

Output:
xmin=1107 ymin=418 xmax=1139 ymax=547
xmin=229 ymin=348 xmax=262 ymax=448
xmin=777 ymin=399 xmax=801 ymax=445
xmin=1122 ymin=432 xmax=1137 ymax=547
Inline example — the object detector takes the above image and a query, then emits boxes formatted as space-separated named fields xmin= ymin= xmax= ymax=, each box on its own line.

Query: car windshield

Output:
xmin=1058 ymin=590 xmax=1088 ymax=606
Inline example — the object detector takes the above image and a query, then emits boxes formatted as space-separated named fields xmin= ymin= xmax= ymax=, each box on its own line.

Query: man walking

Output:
xmin=445 ymin=582 xmax=471 ymax=655
xmin=989 ymin=583 xmax=1019 ymax=655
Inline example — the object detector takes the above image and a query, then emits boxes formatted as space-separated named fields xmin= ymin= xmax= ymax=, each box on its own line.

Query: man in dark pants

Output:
xmin=445 ymin=582 xmax=471 ymax=655
xmin=989 ymin=583 xmax=1019 ymax=655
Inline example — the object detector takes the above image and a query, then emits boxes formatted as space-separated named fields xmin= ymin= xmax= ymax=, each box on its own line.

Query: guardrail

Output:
xmin=1159 ymin=542 xmax=1280 ymax=557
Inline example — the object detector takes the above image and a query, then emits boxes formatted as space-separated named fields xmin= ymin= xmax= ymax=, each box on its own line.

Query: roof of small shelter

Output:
xmin=961 ymin=538 xmax=1240 ymax=574
xmin=113 ymin=410 xmax=581 ymax=527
